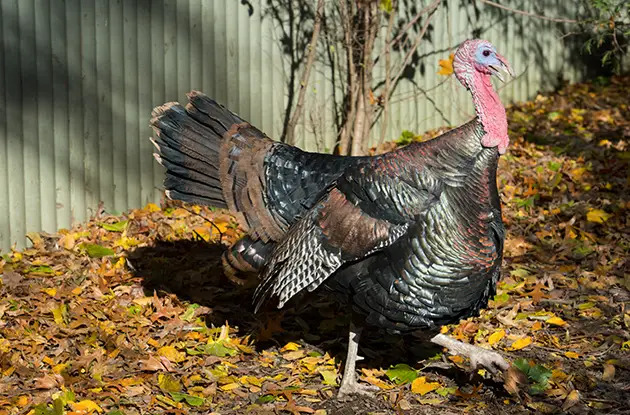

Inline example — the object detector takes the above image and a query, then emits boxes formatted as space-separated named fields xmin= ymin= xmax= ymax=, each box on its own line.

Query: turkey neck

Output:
xmin=470 ymin=71 xmax=509 ymax=154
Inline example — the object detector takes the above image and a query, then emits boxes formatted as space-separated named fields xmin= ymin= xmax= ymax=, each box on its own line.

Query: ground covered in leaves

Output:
xmin=1 ymin=76 xmax=629 ymax=415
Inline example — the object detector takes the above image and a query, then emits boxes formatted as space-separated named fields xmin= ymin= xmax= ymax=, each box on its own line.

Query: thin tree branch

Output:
xmin=284 ymin=0 xmax=325 ymax=146
xmin=478 ymin=0 xmax=578 ymax=24
xmin=378 ymin=1 xmax=396 ymax=146
xmin=388 ymin=0 xmax=443 ymax=47
xmin=386 ymin=0 xmax=441 ymax=104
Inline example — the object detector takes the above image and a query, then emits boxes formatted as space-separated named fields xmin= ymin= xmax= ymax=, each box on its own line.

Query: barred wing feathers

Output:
xmin=253 ymin=164 xmax=440 ymax=311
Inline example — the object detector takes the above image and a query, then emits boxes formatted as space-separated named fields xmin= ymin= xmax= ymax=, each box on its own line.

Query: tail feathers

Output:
xmin=151 ymin=91 xmax=285 ymax=242
xmin=150 ymin=93 xmax=245 ymax=208
xmin=186 ymin=91 xmax=245 ymax=135
xmin=222 ymin=236 xmax=275 ymax=287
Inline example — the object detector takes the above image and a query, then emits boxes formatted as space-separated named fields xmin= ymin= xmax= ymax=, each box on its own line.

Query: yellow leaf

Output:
xmin=565 ymin=351 xmax=579 ymax=359
xmin=144 ymin=203 xmax=161 ymax=212
xmin=569 ymin=167 xmax=586 ymax=181
xmin=510 ymin=337 xmax=532 ymax=350
xmin=52 ymin=303 xmax=69 ymax=326
xmin=158 ymin=373 xmax=182 ymax=393
xmin=220 ymin=382 xmax=239 ymax=391
xmin=113 ymin=257 xmax=126 ymax=269
xmin=69 ymin=400 xmax=103 ymax=413
xmin=488 ymin=330 xmax=505 ymax=345
xmin=43 ymin=288 xmax=57 ymax=297
xmin=318 ymin=369 xmax=338 ymax=386
xmin=586 ymin=209 xmax=611 ymax=224
xmin=157 ymin=346 xmax=186 ymax=363
xmin=52 ymin=363 xmax=68 ymax=374
xmin=58 ymin=233 xmax=76 ymax=250
xmin=551 ymin=369 xmax=568 ymax=382
xmin=239 ymin=375 xmax=264 ymax=387
xmin=114 ymin=235 xmax=140 ymax=249
xmin=546 ymin=316 xmax=567 ymax=326
xmin=212 ymin=221 xmax=231 ymax=235
xmin=42 ymin=356 xmax=54 ymax=366
xmin=531 ymin=321 xmax=543 ymax=331
xmin=418 ymin=398 xmax=444 ymax=405
xmin=283 ymin=350 xmax=305 ymax=361
xmin=411 ymin=376 xmax=441 ymax=395
xmin=280 ymin=342 xmax=301 ymax=352
xmin=71 ymin=287 xmax=83 ymax=295
xmin=437 ymin=53 xmax=454 ymax=76
xmin=16 ymin=396 xmax=29 ymax=407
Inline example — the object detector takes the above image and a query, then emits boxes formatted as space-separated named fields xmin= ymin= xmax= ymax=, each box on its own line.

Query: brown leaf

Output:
xmin=139 ymin=356 xmax=166 ymax=372
xmin=562 ymin=390 xmax=580 ymax=411
xmin=1 ymin=271 xmax=24 ymax=289
xmin=602 ymin=364 xmax=615 ymax=381
xmin=34 ymin=374 xmax=60 ymax=389
xmin=504 ymin=366 xmax=528 ymax=396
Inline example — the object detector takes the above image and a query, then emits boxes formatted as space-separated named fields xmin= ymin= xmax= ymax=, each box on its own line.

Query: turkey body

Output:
xmin=151 ymin=92 xmax=504 ymax=333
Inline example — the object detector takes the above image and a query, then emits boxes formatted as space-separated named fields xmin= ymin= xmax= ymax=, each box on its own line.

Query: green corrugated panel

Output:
xmin=0 ymin=0 xmax=590 ymax=251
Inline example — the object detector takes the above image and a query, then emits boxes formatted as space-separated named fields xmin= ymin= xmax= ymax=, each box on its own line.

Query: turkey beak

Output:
xmin=489 ymin=53 xmax=513 ymax=83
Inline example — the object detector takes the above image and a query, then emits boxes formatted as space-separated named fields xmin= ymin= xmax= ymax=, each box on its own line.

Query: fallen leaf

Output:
xmin=546 ymin=316 xmax=567 ymax=326
xmin=488 ymin=329 xmax=505 ymax=345
xmin=79 ymin=243 xmax=115 ymax=258
xmin=158 ymin=373 xmax=182 ymax=393
xmin=158 ymin=346 xmax=186 ymax=363
xmin=504 ymin=366 xmax=528 ymax=396
xmin=318 ymin=369 xmax=338 ymax=386
xmin=34 ymin=375 xmax=59 ymax=390
xmin=101 ymin=220 xmax=128 ymax=232
xmin=170 ymin=391 xmax=204 ymax=407
xmin=562 ymin=390 xmax=580 ymax=411
xmin=386 ymin=363 xmax=418 ymax=385
xmin=510 ymin=337 xmax=532 ymax=350
xmin=586 ymin=208 xmax=611 ymax=224
xmin=69 ymin=400 xmax=103 ymax=413
xmin=281 ymin=342 xmax=301 ymax=352
xmin=602 ymin=364 xmax=615 ymax=381
xmin=283 ymin=350 xmax=305 ymax=361
xmin=411 ymin=376 xmax=441 ymax=395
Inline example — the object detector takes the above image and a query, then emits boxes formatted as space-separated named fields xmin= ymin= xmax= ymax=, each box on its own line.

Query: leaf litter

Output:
xmin=0 ymin=76 xmax=629 ymax=414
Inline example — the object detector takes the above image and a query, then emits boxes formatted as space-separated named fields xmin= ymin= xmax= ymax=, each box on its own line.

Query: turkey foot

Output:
xmin=338 ymin=322 xmax=380 ymax=399
xmin=431 ymin=333 xmax=509 ymax=374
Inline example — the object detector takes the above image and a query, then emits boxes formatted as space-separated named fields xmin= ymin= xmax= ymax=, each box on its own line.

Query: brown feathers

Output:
xmin=218 ymin=123 xmax=286 ymax=242
xmin=318 ymin=188 xmax=391 ymax=257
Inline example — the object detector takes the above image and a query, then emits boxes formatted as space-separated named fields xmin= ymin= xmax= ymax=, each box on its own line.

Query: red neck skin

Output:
xmin=470 ymin=71 xmax=509 ymax=154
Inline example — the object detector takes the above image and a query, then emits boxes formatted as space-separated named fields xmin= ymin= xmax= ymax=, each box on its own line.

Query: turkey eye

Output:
xmin=482 ymin=50 xmax=491 ymax=57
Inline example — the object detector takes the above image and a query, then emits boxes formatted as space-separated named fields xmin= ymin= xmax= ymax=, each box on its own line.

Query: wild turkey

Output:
xmin=150 ymin=39 xmax=513 ymax=396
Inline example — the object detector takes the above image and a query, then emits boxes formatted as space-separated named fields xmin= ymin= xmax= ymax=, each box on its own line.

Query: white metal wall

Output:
xmin=0 ymin=0 xmax=586 ymax=250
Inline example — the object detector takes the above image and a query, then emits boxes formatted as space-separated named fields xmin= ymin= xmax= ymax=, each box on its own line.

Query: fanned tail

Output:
xmin=150 ymin=91 xmax=245 ymax=208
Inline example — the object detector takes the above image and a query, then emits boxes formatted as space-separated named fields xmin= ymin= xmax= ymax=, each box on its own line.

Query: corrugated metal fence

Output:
xmin=0 ymin=0 xmax=587 ymax=250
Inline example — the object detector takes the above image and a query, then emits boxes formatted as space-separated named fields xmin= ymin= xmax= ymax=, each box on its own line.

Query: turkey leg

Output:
xmin=337 ymin=321 xmax=379 ymax=398
xmin=430 ymin=333 xmax=509 ymax=374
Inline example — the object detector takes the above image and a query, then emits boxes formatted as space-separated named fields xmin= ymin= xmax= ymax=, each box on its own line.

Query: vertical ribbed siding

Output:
xmin=0 ymin=2 xmax=8 ymax=249
xmin=0 ymin=1 xmax=589 ymax=251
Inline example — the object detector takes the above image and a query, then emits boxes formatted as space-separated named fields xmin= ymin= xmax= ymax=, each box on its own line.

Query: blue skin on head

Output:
xmin=475 ymin=45 xmax=502 ymax=71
